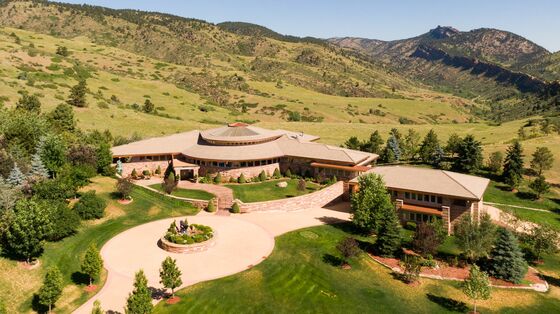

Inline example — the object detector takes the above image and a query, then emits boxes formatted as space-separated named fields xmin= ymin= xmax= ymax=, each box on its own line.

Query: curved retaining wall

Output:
xmin=236 ymin=181 xmax=344 ymax=213
xmin=159 ymin=234 xmax=217 ymax=253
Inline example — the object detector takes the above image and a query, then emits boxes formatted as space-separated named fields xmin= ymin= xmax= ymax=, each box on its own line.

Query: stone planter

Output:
xmin=159 ymin=232 xmax=217 ymax=254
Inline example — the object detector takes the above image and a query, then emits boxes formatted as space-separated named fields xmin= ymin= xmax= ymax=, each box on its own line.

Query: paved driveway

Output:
xmin=74 ymin=204 xmax=351 ymax=313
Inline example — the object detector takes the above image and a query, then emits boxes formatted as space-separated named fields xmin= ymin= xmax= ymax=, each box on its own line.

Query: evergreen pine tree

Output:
xmin=419 ymin=129 xmax=441 ymax=164
xmin=31 ymin=150 xmax=49 ymax=179
xmin=126 ymin=269 xmax=153 ymax=314
xmin=402 ymin=128 xmax=420 ymax=160
xmin=159 ymin=257 xmax=183 ymax=298
xmin=502 ymin=141 xmax=524 ymax=190
xmin=38 ymin=267 xmax=63 ymax=313
xmin=67 ymin=80 xmax=88 ymax=108
xmin=7 ymin=164 xmax=25 ymax=187
xmin=81 ymin=244 xmax=103 ymax=286
xmin=454 ymin=134 xmax=483 ymax=173
xmin=364 ymin=130 xmax=384 ymax=154
xmin=489 ymin=228 xmax=528 ymax=283
xmin=387 ymin=135 xmax=401 ymax=161
xmin=374 ymin=207 xmax=402 ymax=257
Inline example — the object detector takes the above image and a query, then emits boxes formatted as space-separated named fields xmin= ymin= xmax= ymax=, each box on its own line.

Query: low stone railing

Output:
xmin=135 ymin=183 xmax=212 ymax=210
xmin=159 ymin=233 xmax=217 ymax=254
xmin=236 ymin=181 xmax=344 ymax=213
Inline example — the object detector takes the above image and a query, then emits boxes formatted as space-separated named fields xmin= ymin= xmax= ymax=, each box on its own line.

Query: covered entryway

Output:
xmin=172 ymin=159 xmax=200 ymax=181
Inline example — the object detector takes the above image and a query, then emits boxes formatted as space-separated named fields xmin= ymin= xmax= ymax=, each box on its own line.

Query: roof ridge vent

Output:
xmin=228 ymin=122 xmax=249 ymax=127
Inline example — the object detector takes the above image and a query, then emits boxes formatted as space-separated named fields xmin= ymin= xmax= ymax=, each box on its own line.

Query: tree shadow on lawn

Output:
xmin=516 ymin=191 xmax=537 ymax=201
xmin=109 ymin=191 xmax=123 ymax=200
xmin=31 ymin=294 xmax=50 ymax=313
xmin=71 ymin=271 xmax=90 ymax=285
xmin=316 ymin=219 xmax=363 ymax=235
xmin=322 ymin=253 xmax=344 ymax=267
xmin=540 ymin=274 xmax=560 ymax=288
xmin=426 ymin=293 xmax=468 ymax=313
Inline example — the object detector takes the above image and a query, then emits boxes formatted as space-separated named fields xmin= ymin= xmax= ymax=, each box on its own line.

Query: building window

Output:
xmin=431 ymin=195 xmax=436 ymax=203
xmin=424 ymin=194 xmax=429 ymax=202
xmin=437 ymin=196 xmax=443 ymax=204
xmin=411 ymin=193 xmax=416 ymax=200
xmin=405 ymin=192 xmax=410 ymax=199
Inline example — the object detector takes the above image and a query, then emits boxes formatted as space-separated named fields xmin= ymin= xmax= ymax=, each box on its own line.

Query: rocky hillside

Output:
xmin=330 ymin=26 xmax=560 ymax=120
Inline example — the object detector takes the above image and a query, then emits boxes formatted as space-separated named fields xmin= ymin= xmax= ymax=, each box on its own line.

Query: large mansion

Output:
xmin=112 ymin=123 xmax=490 ymax=233
xmin=112 ymin=122 xmax=378 ymax=180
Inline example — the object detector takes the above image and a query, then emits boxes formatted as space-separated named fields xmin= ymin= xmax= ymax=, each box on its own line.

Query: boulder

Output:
xmin=276 ymin=181 xmax=288 ymax=188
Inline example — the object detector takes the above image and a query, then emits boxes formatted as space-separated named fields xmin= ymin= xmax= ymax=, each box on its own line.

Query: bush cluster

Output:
xmin=73 ymin=191 xmax=107 ymax=220
xmin=164 ymin=224 xmax=214 ymax=245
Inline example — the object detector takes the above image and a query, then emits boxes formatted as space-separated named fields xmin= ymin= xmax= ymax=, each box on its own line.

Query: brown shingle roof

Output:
xmin=351 ymin=166 xmax=489 ymax=200
xmin=111 ymin=125 xmax=376 ymax=165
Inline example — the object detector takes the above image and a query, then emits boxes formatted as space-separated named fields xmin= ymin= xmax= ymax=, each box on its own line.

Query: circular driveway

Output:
xmin=74 ymin=215 xmax=274 ymax=313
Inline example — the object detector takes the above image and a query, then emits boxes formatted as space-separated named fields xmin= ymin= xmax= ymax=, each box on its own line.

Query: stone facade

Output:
xmin=121 ymin=160 xmax=169 ymax=177
xmin=201 ymin=163 xmax=280 ymax=181
xmin=237 ymin=181 xmax=344 ymax=213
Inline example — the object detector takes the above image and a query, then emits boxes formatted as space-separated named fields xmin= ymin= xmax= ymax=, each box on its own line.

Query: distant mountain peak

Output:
xmin=428 ymin=25 xmax=460 ymax=39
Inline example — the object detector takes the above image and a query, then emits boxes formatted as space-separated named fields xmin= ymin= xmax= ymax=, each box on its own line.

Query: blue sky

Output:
xmin=58 ymin=0 xmax=560 ymax=52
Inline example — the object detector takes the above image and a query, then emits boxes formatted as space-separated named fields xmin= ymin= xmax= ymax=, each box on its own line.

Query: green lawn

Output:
xmin=154 ymin=224 xmax=560 ymax=314
xmin=484 ymin=181 xmax=560 ymax=231
xmin=0 ymin=176 xmax=199 ymax=314
xmin=226 ymin=179 xmax=320 ymax=202
xmin=148 ymin=184 xmax=215 ymax=200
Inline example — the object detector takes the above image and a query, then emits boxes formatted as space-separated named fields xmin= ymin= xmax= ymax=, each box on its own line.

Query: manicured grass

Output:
xmin=155 ymin=224 xmax=560 ymax=314
xmin=484 ymin=181 xmax=560 ymax=231
xmin=484 ymin=181 xmax=560 ymax=211
xmin=226 ymin=179 xmax=320 ymax=202
xmin=148 ymin=184 xmax=215 ymax=200
xmin=0 ymin=176 xmax=198 ymax=314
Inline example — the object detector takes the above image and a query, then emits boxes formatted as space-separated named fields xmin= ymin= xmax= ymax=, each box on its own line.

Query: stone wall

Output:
xmin=237 ymin=181 xmax=344 ymax=213
xmin=159 ymin=235 xmax=217 ymax=254
xmin=120 ymin=161 xmax=169 ymax=177
xmin=201 ymin=163 xmax=280 ymax=181
xmin=136 ymin=183 xmax=210 ymax=210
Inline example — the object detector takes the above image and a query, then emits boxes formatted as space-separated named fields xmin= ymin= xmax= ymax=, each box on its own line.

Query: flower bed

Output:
xmin=164 ymin=219 xmax=214 ymax=245
xmin=368 ymin=253 xmax=548 ymax=292
xmin=160 ymin=219 xmax=216 ymax=253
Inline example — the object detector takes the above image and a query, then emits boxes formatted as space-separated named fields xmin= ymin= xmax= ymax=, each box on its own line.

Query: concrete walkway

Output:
xmin=74 ymin=204 xmax=351 ymax=313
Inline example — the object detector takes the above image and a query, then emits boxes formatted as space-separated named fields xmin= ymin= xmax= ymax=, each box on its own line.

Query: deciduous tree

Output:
xmin=38 ymin=267 xmax=63 ymax=313
xmin=530 ymin=147 xmax=554 ymax=175
xmin=419 ymin=129 xmax=441 ymax=165
xmin=351 ymin=173 xmax=394 ymax=234
xmin=81 ymin=244 xmax=103 ymax=286
xmin=462 ymin=265 xmax=491 ymax=314
xmin=529 ymin=175 xmax=550 ymax=199
xmin=159 ymin=257 xmax=182 ymax=297
xmin=126 ymin=269 xmax=153 ymax=314
xmin=454 ymin=214 xmax=496 ymax=262
xmin=487 ymin=151 xmax=503 ymax=174
xmin=336 ymin=237 xmax=360 ymax=264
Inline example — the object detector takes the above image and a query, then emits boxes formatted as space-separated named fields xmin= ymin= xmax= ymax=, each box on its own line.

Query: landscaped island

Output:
xmin=164 ymin=219 xmax=214 ymax=245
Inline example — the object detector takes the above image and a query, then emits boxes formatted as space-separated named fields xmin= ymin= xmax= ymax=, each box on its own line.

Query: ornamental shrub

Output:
xmin=238 ymin=173 xmax=246 ymax=184
xmin=48 ymin=201 xmax=81 ymax=241
xmin=155 ymin=165 xmax=161 ymax=175
xmin=142 ymin=169 xmax=150 ymax=176
xmin=214 ymin=173 xmax=222 ymax=184
xmin=259 ymin=170 xmax=267 ymax=182
xmin=284 ymin=168 xmax=292 ymax=178
xmin=231 ymin=202 xmax=240 ymax=214
xmin=73 ymin=191 xmax=106 ymax=220
xmin=131 ymin=168 xmax=138 ymax=178
xmin=206 ymin=199 xmax=216 ymax=212
xmin=273 ymin=168 xmax=281 ymax=179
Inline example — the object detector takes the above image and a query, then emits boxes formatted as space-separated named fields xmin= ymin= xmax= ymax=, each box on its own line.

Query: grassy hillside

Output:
xmin=0 ymin=26 xmax=475 ymax=136
xmin=0 ymin=0 xmax=432 ymax=101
